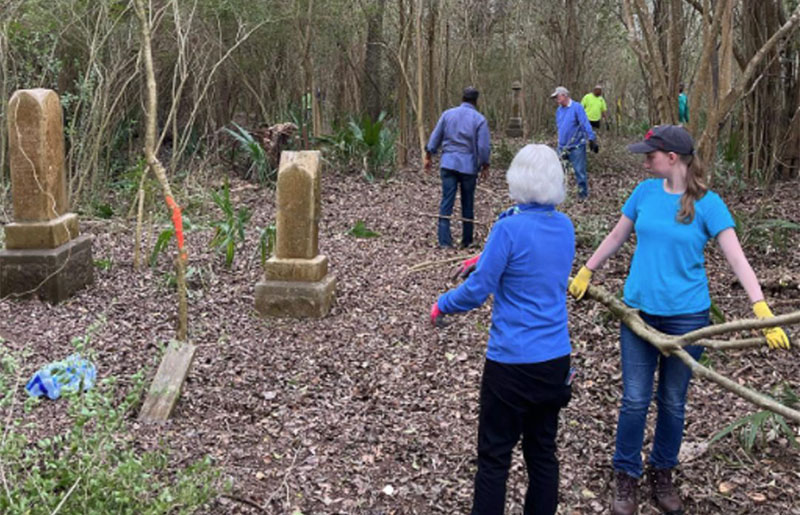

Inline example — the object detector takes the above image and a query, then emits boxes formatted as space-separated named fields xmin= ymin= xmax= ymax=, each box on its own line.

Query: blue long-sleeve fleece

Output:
xmin=556 ymin=100 xmax=596 ymax=151
xmin=426 ymin=102 xmax=491 ymax=175
xmin=437 ymin=204 xmax=575 ymax=364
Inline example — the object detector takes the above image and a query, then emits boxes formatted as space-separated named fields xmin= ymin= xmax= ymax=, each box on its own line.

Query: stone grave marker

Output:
xmin=506 ymin=80 xmax=524 ymax=138
xmin=0 ymin=89 xmax=93 ymax=302
xmin=255 ymin=150 xmax=336 ymax=317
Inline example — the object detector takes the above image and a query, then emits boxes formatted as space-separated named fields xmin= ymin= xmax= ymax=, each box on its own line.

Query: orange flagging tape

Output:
xmin=165 ymin=195 xmax=185 ymax=252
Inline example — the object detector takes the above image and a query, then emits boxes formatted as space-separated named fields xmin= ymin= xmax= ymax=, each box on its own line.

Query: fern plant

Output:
xmin=210 ymin=180 xmax=251 ymax=268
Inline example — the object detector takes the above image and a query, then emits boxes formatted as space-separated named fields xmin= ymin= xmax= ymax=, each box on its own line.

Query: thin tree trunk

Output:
xmin=426 ymin=0 xmax=437 ymax=133
xmin=415 ymin=0 xmax=426 ymax=166
xmin=133 ymin=0 xmax=189 ymax=341
xmin=362 ymin=0 xmax=385 ymax=121
xmin=396 ymin=0 xmax=410 ymax=167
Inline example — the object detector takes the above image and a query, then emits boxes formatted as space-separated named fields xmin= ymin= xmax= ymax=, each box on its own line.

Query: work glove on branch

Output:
xmin=453 ymin=254 xmax=481 ymax=281
xmin=752 ymin=301 xmax=791 ymax=349
xmin=568 ymin=266 xmax=593 ymax=300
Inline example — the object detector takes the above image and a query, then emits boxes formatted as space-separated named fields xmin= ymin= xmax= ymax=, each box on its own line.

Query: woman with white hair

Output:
xmin=430 ymin=144 xmax=576 ymax=515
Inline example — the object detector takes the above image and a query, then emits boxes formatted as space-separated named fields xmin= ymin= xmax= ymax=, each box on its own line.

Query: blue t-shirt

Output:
xmin=438 ymin=204 xmax=575 ymax=364
xmin=621 ymin=179 xmax=735 ymax=316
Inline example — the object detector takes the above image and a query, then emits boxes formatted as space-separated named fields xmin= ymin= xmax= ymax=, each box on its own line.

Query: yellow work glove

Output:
xmin=568 ymin=266 xmax=593 ymax=300
xmin=752 ymin=300 xmax=790 ymax=350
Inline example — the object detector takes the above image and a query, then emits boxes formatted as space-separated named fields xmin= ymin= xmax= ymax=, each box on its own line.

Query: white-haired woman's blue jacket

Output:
xmin=437 ymin=204 xmax=575 ymax=364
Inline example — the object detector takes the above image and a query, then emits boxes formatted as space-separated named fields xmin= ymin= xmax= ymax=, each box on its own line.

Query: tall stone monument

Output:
xmin=255 ymin=150 xmax=336 ymax=317
xmin=506 ymin=80 xmax=524 ymax=138
xmin=0 ymin=89 xmax=93 ymax=302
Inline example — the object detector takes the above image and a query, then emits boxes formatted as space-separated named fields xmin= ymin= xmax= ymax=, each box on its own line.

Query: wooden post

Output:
xmin=139 ymin=340 xmax=197 ymax=422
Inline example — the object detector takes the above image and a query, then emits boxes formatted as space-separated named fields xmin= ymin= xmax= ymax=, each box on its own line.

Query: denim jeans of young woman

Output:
xmin=438 ymin=168 xmax=476 ymax=247
xmin=566 ymin=144 xmax=588 ymax=198
xmin=612 ymin=310 xmax=708 ymax=478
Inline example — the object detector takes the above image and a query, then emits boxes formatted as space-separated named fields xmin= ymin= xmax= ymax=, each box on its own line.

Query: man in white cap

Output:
xmin=552 ymin=86 xmax=597 ymax=199
xmin=581 ymin=84 xmax=608 ymax=129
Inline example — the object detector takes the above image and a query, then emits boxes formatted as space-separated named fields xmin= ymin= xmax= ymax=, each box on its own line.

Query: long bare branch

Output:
xmin=579 ymin=280 xmax=800 ymax=424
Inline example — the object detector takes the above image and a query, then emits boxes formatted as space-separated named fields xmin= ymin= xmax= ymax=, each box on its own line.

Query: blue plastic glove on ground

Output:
xmin=25 ymin=354 xmax=97 ymax=399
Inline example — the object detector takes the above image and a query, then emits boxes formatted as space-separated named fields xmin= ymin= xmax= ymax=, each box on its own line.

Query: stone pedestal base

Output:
xmin=506 ymin=118 xmax=524 ymax=137
xmin=255 ymin=274 xmax=336 ymax=318
xmin=4 ymin=213 xmax=79 ymax=249
xmin=0 ymin=234 xmax=94 ymax=303
xmin=265 ymin=254 xmax=328 ymax=282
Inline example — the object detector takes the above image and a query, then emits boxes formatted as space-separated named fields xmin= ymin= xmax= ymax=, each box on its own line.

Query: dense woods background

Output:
xmin=2 ymin=1 xmax=800 ymax=513
xmin=1 ymin=0 xmax=799 ymax=207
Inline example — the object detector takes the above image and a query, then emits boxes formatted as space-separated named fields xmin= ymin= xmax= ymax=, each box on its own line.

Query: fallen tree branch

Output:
xmin=419 ymin=212 xmax=488 ymax=225
xmin=579 ymin=280 xmax=800 ymax=424
xmin=407 ymin=253 xmax=478 ymax=273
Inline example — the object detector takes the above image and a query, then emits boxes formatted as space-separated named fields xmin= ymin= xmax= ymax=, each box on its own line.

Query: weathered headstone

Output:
xmin=255 ymin=151 xmax=336 ymax=317
xmin=0 ymin=89 xmax=93 ymax=302
xmin=506 ymin=80 xmax=524 ymax=138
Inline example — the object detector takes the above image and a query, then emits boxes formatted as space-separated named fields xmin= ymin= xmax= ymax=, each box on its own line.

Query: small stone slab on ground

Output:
xmin=139 ymin=339 xmax=196 ymax=422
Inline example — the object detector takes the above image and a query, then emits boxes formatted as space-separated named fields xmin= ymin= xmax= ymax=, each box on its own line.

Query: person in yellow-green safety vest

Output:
xmin=581 ymin=84 xmax=608 ymax=129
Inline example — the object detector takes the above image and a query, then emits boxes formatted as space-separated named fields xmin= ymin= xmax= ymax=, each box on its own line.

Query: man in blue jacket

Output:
xmin=425 ymin=87 xmax=491 ymax=248
xmin=552 ymin=86 xmax=597 ymax=199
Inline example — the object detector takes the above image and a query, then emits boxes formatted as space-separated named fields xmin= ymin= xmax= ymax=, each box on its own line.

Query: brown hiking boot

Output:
xmin=612 ymin=470 xmax=638 ymax=515
xmin=648 ymin=467 xmax=684 ymax=514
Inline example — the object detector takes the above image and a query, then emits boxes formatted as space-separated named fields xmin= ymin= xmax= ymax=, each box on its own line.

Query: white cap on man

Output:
xmin=550 ymin=86 xmax=569 ymax=98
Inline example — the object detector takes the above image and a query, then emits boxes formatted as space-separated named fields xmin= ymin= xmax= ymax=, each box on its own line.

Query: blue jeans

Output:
xmin=566 ymin=145 xmax=588 ymax=198
xmin=613 ymin=309 xmax=708 ymax=478
xmin=438 ymin=168 xmax=476 ymax=247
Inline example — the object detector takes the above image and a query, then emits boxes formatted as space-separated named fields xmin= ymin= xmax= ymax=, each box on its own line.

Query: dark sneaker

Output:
xmin=648 ymin=467 xmax=684 ymax=514
xmin=612 ymin=470 xmax=639 ymax=515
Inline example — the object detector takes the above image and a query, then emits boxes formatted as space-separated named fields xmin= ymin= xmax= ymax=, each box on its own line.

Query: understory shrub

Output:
xmin=223 ymin=122 xmax=275 ymax=185
xmin=210 ymin=180 xmax=252 ymax=268
xmin=709 ymin=384 xmax=799 ymax=453
xmin=316 ymin=112 xmax=396 ymax=181
xmin=0 ymin=343 xmax=221 ymax=514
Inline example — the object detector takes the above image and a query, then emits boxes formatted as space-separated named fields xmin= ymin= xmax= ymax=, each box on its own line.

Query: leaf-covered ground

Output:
xmin=2 ymin=136 xmax=799 ymax=514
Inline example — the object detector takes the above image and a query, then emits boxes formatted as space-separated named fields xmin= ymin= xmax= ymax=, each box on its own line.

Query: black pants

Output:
xmin=471 ymin=356 xmax=572 ymax=515
xmin=589 ymin=120 xmax=601 ymax=129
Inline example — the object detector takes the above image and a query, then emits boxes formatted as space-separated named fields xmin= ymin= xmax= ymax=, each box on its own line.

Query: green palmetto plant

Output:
xmin=316 ymin=112 xmax=396 ymax=181
xmin=210 ymin=180 xmax=251 ymax=268
xmin=257 ymin=224 xmax=277 ymax=269
xmin=709 ymin=384 xmax=799 ymax=452
xmin=223 ymin=122 xmax=274 ymax=185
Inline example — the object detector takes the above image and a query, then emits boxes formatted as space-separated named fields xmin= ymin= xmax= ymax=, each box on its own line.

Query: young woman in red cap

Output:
xmin=568 ymin=125 xmax=790 ymax=515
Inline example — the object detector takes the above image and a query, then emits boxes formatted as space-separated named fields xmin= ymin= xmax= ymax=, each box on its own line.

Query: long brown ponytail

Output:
xmin=677 ymin=154 xmax=707 ymax=224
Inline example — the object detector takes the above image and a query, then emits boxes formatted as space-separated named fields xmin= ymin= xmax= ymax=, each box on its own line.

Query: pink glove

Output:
xmin=454 ymin=254 xmax=481 ymax=280
xmin=430 ymin=302 xmax=442 ymax=326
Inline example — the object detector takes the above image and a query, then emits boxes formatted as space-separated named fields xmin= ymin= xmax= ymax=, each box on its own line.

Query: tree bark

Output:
xmin=362 ymin=0 xmax=386 ymax=121
xmin=426 ymin=0 xmax=438 ymax=133
xmin=133 ymin=0 xmax=189 ymax=342
xmin=696 ymin=3 xmax=800 ymax=175
xmin=415 ymin=0 xmax=426 ymax=165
